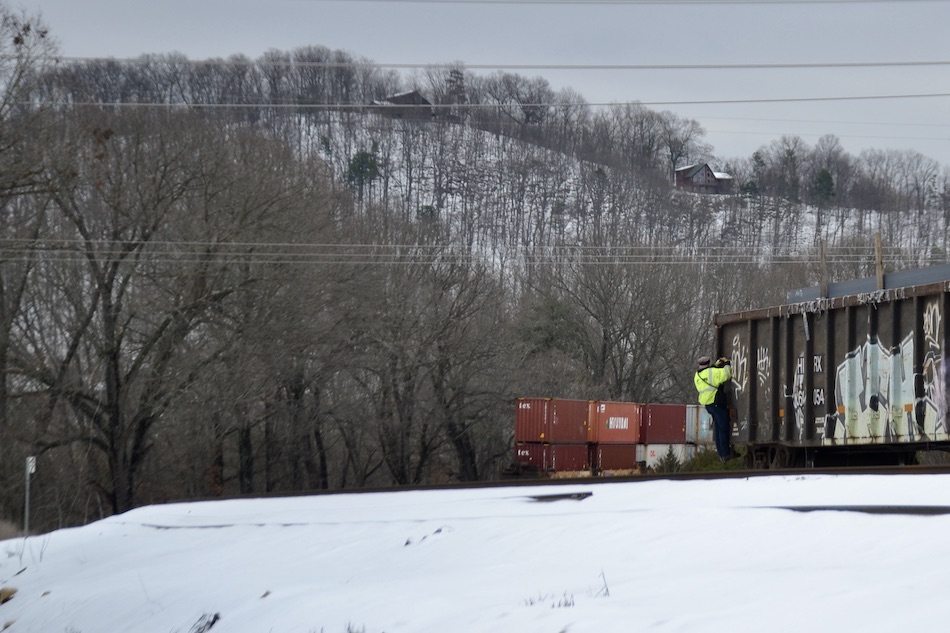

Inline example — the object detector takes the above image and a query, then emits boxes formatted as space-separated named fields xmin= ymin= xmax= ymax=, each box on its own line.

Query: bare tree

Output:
xmin=483 ymin=72 xmax=555 ymax=134
xmin=343 ymin=248 xmax=443 ymax=485
xmin=608 ymin=103 xmax=666 ymax=174
xmin=660 ymin=111 xmax=710 ymax=181
xmin=13 ymin=108 xmax=328 ymax=514
xmin=527 ymin=246 xmax=705 ymax=403
xmin=808 ymin=135 xmax=855 ymax=241
xmin=0 ymin=6 xmax=63 ymax=529
xmin=426 ymin=259 xmax=514 ymax=481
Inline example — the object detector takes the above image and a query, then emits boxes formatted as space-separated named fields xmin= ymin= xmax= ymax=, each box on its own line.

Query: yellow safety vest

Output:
xmin=694 ymin=365 xmax=733 ymax=406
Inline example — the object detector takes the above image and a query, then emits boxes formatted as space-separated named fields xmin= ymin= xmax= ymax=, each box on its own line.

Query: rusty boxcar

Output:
xmin=714 ymin=279 xmax=950 ymax=468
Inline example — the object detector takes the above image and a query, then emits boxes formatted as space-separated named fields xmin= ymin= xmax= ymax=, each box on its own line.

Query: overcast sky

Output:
xmin=19 ymin=0 xmax=950 ymax=167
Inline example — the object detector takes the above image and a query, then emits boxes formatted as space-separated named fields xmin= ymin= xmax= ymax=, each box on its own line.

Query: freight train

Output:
xmin=511 ymin=398 xmax=714 ymax=476
xmin=514 ymin=267 xmax=950 ymax=474
xmin=715 ymin=272 xmax=950 ymax=469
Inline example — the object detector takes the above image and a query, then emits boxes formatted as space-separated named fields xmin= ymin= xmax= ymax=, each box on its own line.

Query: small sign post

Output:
xmin=24 ymin=456 xmax=36 ymax=534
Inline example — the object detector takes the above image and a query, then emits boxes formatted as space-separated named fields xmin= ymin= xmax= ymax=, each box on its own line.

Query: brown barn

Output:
xmin=674 ymin=163 xmax=733 ymax=194
xmin=370 ymin=90 xmax=435 ymax=121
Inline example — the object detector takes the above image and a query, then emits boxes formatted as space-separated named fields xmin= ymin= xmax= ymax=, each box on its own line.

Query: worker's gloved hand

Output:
xmin=715 ymin=357 xmax=730 ymax=367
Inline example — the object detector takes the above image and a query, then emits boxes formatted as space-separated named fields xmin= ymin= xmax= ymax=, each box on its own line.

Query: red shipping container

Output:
xmin=642 ymin=404 xmax=688 ymax=443
xmin=514 ymin=442 xmax=545 ymax=470
xmin=588 ymin=401 xmax=642 ymax=444
xmin=513 ymin=442 xmax=589 ymax=472
xmin=594 ymin=443 xmax=638 ymax=471
xmin=548 ymin=399 xmax=590 ymax=444
xmin=515 ymin=398 xmax=548 ymax=443
xmin=548 ymin=444 xmax=589 ymax=471
xmin=515 ymin=398 xmax=589 ymax=444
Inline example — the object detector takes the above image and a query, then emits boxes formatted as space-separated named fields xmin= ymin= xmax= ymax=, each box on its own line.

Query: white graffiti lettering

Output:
xmin=793 ymin=355 xmax=807 ymax=440
xmin=731 ymin=333 xmax=750 ymax=394
xmin=924 ymin=301 xmax=942 ymax=350
xmin=757 ymin=346 xmax=771 ymax=386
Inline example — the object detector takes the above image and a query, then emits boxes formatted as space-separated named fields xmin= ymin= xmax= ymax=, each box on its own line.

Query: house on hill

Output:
xmin=370 ymin=90 xmax=435 ymax=121
xmin=674 ymin=163 xmax=733 ymax=194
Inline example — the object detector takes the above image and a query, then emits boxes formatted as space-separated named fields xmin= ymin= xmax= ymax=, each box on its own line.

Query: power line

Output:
xmin=40 ymin=57 xmax=950 ymax=107
xmin=695 ymin=114 xmax=950 ymax=130
xmin=703 ymin=128 xmax=949 ymax=143
xmin=41 ymin=56 xmax=950 ymax=144
xmin=58 ymin=91 xmax=950 ymax=109
xmin=49 ymin=55 xmax=950 ymax=72
xmin=299 ymin=0 xmax=949 ymax=4
xmin=0 ymin=238 xmax=913 ymax=249
xmin=611 ymin=92 xmax=950 ymax=106
xmin=0 ymin=240 xmax=930 ymax=266
xmin=42 ymin=98 xmax=950 ymax=150
xmin=12 ymin=256 xmax=935 ymax=266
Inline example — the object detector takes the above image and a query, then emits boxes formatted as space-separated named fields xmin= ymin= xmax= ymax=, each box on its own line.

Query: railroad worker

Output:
xmin=694 ymin=355 xmax=733 ymax=462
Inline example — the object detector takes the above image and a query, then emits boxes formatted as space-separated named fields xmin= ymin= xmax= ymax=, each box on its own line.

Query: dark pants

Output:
xmin=706 ymin=404 xmax=732 ymax=460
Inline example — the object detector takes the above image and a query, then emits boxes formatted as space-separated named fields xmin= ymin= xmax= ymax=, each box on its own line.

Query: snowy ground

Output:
xmin=1 ymin=473 xmax=949 ymax=633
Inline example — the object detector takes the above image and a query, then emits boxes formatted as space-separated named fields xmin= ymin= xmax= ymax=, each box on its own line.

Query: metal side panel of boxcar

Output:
xmin=715 ymin=282 xmax=950 ymax=467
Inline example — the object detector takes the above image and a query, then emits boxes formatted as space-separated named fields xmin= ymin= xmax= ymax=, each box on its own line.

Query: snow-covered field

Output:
xmin=1 ymin=473 xmax=948 ymax=633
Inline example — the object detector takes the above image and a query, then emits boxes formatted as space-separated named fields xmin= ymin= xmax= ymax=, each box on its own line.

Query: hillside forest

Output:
xmin=3 ymin=5 xmax=950 ymax=531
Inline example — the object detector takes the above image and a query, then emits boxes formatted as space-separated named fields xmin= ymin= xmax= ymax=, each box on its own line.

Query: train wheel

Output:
xmin=769 ymin=446 xmax=788 ymax=469
xmin=750 ymin=446 xmax=778 ymax=469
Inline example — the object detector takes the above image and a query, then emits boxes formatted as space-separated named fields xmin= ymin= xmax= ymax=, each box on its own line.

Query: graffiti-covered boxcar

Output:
xmin=715 ymin=279 xmax=950 ymax=468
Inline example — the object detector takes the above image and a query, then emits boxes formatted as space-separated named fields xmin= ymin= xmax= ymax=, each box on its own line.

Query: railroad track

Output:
xmin=180 ymin=463 xmax=950 ymax=506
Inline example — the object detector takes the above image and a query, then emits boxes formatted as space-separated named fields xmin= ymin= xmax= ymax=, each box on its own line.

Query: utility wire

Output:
xmin=40 ymin=56 xmax=950 ymax=140
xmin=58 ymin=91 xmax=950 ymax=108
xmin=0 ymin=240 xmax=929 ymax=266
xmin=8 ymin=254 xmax=926 ymax=266
xmin=47 ymin=56 xmax=950 ymax=71
xmin=0 ymin=239 xmax=910 ymax=251
xmin=41 ymin=98 xmax=950 ymax=145
xmin=300 ymin=0 xmax=950 ymax=4
xmin=41 ymin=57 xmax=950 ymax=107
xmin=695 ymin=114 xmax=950 ymax=129
xmin=11 ymin=256 xmax=936 ymax=266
